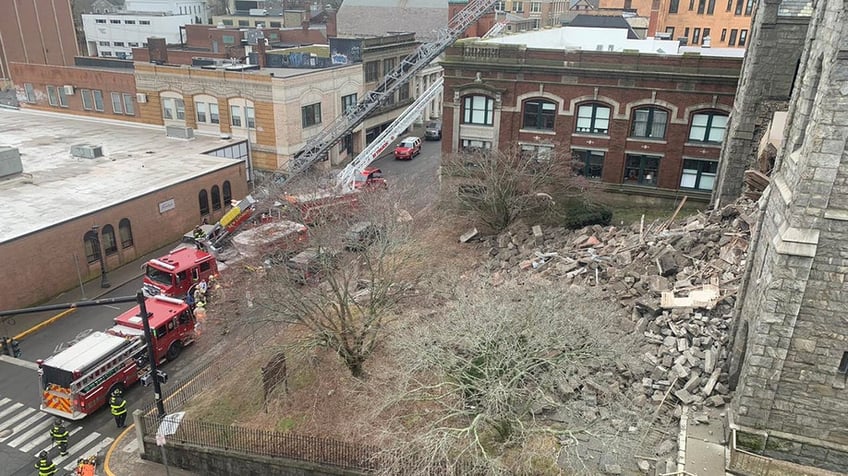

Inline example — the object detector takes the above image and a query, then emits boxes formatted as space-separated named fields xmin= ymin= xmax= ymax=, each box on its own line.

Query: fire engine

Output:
xmin=143 ymin=247 xmax=218 ymax=299
xmin=37 ymin=295 xmax=196 ymax=420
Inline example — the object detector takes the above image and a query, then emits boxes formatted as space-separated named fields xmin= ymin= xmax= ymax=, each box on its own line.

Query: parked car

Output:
xmin=354 ymin=167 xmax=388 ymax=191
xmin=286 ymin=247 xmax=339 ymax=284
xmin=424 ymin=120 xmax=442 ymax=140
xmin=344 ymin=222 xmax=382 ymax=251
xmin=394 ymin=136 xmax=422 ymax=160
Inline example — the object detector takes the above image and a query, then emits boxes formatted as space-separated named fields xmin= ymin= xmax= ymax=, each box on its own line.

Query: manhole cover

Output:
xmin=0 ymin=429 xmax=12 ymax=438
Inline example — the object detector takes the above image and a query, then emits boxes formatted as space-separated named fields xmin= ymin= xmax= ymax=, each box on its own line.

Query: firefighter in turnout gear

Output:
xmin=34 ymin=450 xmax=57 ymax=476
xmin=50 ymin=419 xmax=69 ymax=456
xmin=109 ymin=389 xmax=128 ymax=428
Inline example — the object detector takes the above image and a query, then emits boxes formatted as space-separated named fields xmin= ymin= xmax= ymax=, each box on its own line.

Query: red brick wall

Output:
xmin=10 ymin=63 xmax=144 ymax=123
xmin=441 ymin=46 xmax=740 ymax=192
xmin=0 ymin=0 xmax=78 ymax=79
xmin=0 ymin=165 xmax=248 ymax=310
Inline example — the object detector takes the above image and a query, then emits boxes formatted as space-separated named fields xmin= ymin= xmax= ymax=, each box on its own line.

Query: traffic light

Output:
xmin=10 ymin=339 xmax=21 ymax=358
xmin=156 ymin=369 xmax=168 ymax=384
xmin=140 ymin=370 xmax=167 ymax=387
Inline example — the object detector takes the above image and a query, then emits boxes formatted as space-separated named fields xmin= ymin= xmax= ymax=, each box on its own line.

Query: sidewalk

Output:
xmin=105 ymin=421 xmax=196 ymax=476
xmin=683 ymin=406 xmax=730 ymax=476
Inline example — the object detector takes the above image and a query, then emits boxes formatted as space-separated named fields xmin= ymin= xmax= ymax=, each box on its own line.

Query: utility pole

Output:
xmin=137 ymin=291 xmax=166 ymax=417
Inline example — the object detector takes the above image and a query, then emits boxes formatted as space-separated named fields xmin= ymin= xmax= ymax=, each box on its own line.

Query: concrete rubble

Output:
xmin=474 ymin=198 xmax=759 ymax=469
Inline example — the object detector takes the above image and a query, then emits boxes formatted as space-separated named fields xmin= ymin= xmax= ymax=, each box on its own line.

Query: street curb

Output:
xmin=13 ymin=272 xmax=144 ymax=341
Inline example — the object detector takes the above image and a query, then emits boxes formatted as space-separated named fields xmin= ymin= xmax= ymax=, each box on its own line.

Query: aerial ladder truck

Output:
xmin=279 ymin=0 xmax=500 ymax=188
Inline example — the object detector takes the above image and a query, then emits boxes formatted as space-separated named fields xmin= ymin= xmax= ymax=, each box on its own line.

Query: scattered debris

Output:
xmin=459 ymin=227 xmax=479 ymax=243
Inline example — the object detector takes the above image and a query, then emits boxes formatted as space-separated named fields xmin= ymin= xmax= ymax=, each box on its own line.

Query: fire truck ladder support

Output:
xmin=336 ymin=76 xmax=444 ymax=192
xmin=278 ymin=0 xmax=499 ymax=185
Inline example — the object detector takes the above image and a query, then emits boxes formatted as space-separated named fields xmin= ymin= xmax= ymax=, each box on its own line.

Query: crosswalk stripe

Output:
xmin=26 ymin=426 xmax=82 ymax=453
xmin=0 ymin=402 xmax=23 ymax=419
xmin=54 ymin=432 xmax=101 ymax=465
xmin=62 ymin=437 xmax=114 ymax=471
xmin=0 ymin=397 xmax=11 ymax=409
xmin=0 ymin=406 xmax=35 ymax=432
xmin=0 ymin=411 xmax=51 ymax=442
xmin=7 ymin=415 xmax=55 ymax=448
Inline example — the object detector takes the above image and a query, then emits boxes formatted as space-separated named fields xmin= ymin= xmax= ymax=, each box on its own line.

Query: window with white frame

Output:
xmin=630 ymin=107 xmax=668 ymax=139
xmin=196 ymin=101 xmax=208 ymax=123
xmin=514 ymin=1 xmax=524 ymax=13
xmin=93 ymin=90 xmax=104 ymax=111
xmin=209 ymin=103 xmax=220 ymax=124
xmin=162 ymin=96 xmax=185 ymax=120
xmin=47 ymin=86 xmax=59 ymax=106
xmin=462 ymin=95 xmax=495 ymax=125
xmin=342 ymin=93 xmax=357 ymax=114
xmin=246 ymin=106 xmax=255 ymax=129
xmin=111 ymin=92 xmax=123 ymax=114
xmin=460 ymin=139 xmax=492 ymax=150
xmin=122 ymin=94 xmax=134 ymax=115
xmin=680 ymin=159 xmax=718 ymax=190
xmin=95 ymin=19 xmax=106 ymax=23
xmin=520 ymin=143 xmax=553 ymax=162
xmin=231 ymin=105 xmax=242 ymax=127
xmin=575 ymin=103 xmax=611 ymax=134
xmin=688 ymin=112 xmax=728 ymax=143
xmin=81 ymin=89 xmax=93 ymax=110
xmin=531 ymin=2 xmax=542 ymax=13
xmin=98 ymin=41 xmax=110 ymax=46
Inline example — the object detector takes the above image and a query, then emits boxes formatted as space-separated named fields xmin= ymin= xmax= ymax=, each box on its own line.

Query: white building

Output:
xmin=125 ymin=0 xmax=209 ymax=23
xmin=82 ymin=12 xmax=194 ymax=59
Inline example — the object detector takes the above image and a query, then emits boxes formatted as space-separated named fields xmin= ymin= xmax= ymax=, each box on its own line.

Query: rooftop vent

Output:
xmin=0 ymin=146 xmax=23 ymax=179
xmin=166 ymin=125 xmax=195 ymax=140
xmin=70 ymin=144 xmax=104 ymax=159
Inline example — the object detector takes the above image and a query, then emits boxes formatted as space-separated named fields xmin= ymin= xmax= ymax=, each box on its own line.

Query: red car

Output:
xmin=354 ymin=167 xmax=388 ymax=190
xmin=394 ymin=136 xmax=422 ymax=160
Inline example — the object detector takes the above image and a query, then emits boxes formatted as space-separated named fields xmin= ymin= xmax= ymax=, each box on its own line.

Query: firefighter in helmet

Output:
xmin=110 ymin=388 xmax=128 ymax=428
xmin=34 ymin=450 xmax=57 ymax=476
xmin=50 ymin=419 xmax=69 ymax=457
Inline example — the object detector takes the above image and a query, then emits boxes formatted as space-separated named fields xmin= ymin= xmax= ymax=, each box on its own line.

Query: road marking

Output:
xmin=26 ymin=425 xmax=82 ymax=453
xmin=0 ymin=411 xmax=51 ymax=442
xmin=14 ymin=308 xmax=77 ymax=341
xmin=0 ymin=397 xmax=11 ymax=409
xmin=54 ymin=431 xmax=101 ymax=465
xmin=0 ymin=406 xmax=34 ymax=431
xmin=0 ymin=402 xmax=23 ymax=419
xmin=62 ymin=437 xmax=114 ymax=471
xmin=7 ymin=415 xmax=54 ymax=448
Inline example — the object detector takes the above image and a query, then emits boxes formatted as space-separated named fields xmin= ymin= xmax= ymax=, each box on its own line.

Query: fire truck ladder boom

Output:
xmin=279 ymin=0 xmax=498 ymax=184
xmin=337 ymin=76 xmax=444 ymax=192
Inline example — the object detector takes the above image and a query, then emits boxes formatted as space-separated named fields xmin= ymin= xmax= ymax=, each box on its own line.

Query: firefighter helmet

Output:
xmin=39 ymin=450 xmax=48 ymax=459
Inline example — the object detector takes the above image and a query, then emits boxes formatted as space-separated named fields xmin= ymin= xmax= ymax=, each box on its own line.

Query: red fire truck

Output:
xmin=143 ymin=247 xmax=218 ymax=299
xmin=37 ymin=295 xmax=196 ymax=420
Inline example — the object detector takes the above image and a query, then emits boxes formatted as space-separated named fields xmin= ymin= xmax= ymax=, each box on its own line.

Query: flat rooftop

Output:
xmin=0 ymin=109 xmax=244 ymax=244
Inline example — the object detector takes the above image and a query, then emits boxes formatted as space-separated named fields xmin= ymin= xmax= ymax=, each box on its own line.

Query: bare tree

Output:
xmin=251 ymin=187 xmax=422 ymax=378
xmin=441 ymin=145 xmax=595 ymax=233
xmin=373 ymin=280 xmax=649 ymax=475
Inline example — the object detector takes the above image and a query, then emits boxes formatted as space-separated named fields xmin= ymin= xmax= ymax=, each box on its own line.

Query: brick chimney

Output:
xmin=147 ymin=37 xmax=168 ymax=65
xmin=255 ymin=38 xmax=267 ymax=68
xmin=326 ymin=8 xmax=337 ymax=37
xmin=647 ymin=0 xmax=660 ymax=37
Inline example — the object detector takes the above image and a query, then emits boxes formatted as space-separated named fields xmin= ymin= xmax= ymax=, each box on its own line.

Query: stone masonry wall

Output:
xmin=731 ymin=0 xmax=848 ymax=471
xmin=713 ymin=0 xmax=809 ymax=206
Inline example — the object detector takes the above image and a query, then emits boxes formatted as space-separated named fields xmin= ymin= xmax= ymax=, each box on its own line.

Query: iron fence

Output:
xmin=141 ymin=414 xmax=379 ymax=471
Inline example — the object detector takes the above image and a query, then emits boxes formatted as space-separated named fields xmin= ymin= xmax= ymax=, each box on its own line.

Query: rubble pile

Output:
xmin=477 ymin=197 xmax=758 ymax=442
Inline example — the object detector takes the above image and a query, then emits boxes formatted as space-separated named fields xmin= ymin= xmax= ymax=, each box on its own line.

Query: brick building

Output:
xmin=440 ymin=28 xmax=741 ymax=201
xmin=0 ymin=109 xmax=248 ymax=310
xmin=0 ymin=0 xmax=79 ymax=82
xmin=720 ymin=0 xmax=848 ymax=471
xmin=600 ymin=0 xmax=755 ymax=47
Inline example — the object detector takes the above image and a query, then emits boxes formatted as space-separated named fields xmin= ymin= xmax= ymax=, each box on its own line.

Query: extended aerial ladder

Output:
xmin=279 ymin=0 xmax=499 ymax=185
xmin=336 ymin=76 xmax=444 ymax=192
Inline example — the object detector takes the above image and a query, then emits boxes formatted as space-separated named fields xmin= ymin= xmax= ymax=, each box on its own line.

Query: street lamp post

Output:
xmin=91 ymin=225 xmax=111 ymax=289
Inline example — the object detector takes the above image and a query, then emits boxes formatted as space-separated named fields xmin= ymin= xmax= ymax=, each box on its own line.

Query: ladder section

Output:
xmin=483 ymin=20 xmax=508 ymax=39
xmin=336 ymin=77 xmax=444 ymax=192
xmin=281 ymin=0 xmax=499 ymax=184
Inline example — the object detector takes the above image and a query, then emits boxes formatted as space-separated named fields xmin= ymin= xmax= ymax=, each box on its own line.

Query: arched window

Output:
xmin=688 ymin=111 xmax=728 ymax=143
xmin=199 ymin=190 xmax=210 ymax=216
xmin=462 ymin=95 xmax=495 ymax=125
xmin=223 ymin=181 xmax=232 ymax=205
xmin=522 ymin=99 xmax=557 ymax=130
xmin=84 ymin=230 xmax=99 ymax=264
xmin=102 ymin=225 xmax=118 ymax=255
xmin=119 ymin=218 xmax=134 ymax=248
xmin=630 ymin=107 xmax=668 ymax=139
xmin=211 ymin=185 xmax=222 ymax=211
xmin=575 ymin=102 xmax=611 ymax=134
xmin=161 ymin=91 xmax=185 ymax=121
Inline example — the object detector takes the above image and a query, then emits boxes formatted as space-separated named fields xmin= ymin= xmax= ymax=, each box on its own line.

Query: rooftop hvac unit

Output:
xmin=63 ymin=85 xmax=75 ymax=95
xmin=70 ymin=144 xmax=103 ymax=159
xmin=136 ymin=93 xmax=148 ymax=103
xmin=166 ymin=125 xmax=195 ymax=140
